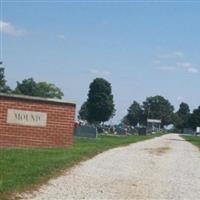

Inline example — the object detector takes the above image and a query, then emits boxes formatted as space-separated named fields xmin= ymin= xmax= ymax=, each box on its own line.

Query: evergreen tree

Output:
xmin=87 ymin=78 xmax=115 ymax=123
xmin=174 ymin=102 xmax=190 ymax=131
xmin=123 ymin=101 xmax=142 ymax=126
xmin=78 ymin=101 xmax=89 ymax=121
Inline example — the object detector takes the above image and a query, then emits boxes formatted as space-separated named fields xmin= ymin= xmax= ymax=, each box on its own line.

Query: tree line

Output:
xmin=1 ymin=66 xmax=200 ymax=131
xmin=0 ymin=67 xmax=64 ymax=99
xmin=79 ymin=78 xmax=200 ymax=131
xmin=123 ymin=98 xmax=200 ymax=131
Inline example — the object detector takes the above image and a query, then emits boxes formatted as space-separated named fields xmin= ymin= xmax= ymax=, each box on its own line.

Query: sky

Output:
xmin=0 ymin=0 xmax=200 ymax=123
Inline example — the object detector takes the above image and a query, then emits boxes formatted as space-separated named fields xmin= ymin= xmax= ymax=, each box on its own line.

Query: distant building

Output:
xmin=147 ymin=119 xmax=161 ymax=134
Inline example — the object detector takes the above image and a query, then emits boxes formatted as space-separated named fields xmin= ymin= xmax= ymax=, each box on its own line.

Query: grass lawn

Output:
xmin=181 ymin=135 xmax=200 ymax=149
xmin=0 ymin=133 xmax=163 ymax=200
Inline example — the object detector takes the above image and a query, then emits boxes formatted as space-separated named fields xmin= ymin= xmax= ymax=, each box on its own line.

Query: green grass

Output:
xmin=0 ymin=133 xmax=163 ymax=199
xmin=181 ymin=135 xmax=200 ymax=149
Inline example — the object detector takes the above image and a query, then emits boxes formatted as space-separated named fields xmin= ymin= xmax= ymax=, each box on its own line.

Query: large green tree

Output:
xmin=123 ymin=101 xmax=143 ymax=126
xmin=78 ymin=101 xmax=89 ymax=121
xmin=142 ymin=95 xmax=174 ymax=127
xmin=174 ymin=102 xmax=190 ymax=131
xmin=14 ymin=78 xmax=37 ymax=96
xmin=14 ymin=78 xmax=64 ymax=99
xmin=35 ymin=82 xmax=64 ymax=99
xmin=0 ymin=67 xmax=11 ymax=93
xmin=86 ymin=78 xmax=115 ymax=123
xmin=189 ymin=106 xmax=200 ymax=129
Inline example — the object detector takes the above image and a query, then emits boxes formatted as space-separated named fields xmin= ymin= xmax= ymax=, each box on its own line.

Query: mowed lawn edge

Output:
xmin=181 ymin=135 xmax=200 ymax=150
xmin=0 ymin=133 xmax=164 ymax=200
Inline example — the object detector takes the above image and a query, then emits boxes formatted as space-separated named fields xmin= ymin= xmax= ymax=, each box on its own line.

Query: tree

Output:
xmin=123 ymin=101 xmax=143 ymax=126
xmin=78 ymin=101 xmax=89 ymax=121
xmin=14 ymin=78 xmax=37 ymax=96
xmin=189 ymin=106 xmax=200 ymax=129
xmin=14 ymin=78 xmax=64 ymax=99
xmin=0 ymin=68 xmax=6 ymax=89
xmin=177 ymin=102 xmax=190 ymax=116
xmin=174 ymin=102 xmax=190 ymax=131
xmin=0 ymin=67 xmax=11 ymax=93
xmin=86 ymin=78 xmax=115 ymax=123
xmin=35 ymin=82 xmax=64 ymax=99
xmin=172 ymin=112 xmax=183 ymax=131
xmin=142 ymin=95 xmax=174 ymax=127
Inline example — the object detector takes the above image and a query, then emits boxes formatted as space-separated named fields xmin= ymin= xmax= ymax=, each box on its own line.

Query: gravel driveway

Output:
xmin=21 ymin=134 xmax=200 ymax=200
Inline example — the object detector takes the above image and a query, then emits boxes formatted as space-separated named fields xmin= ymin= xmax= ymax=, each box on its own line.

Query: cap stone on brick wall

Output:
xmin=0 ymin=93 xmax=76 ymax=106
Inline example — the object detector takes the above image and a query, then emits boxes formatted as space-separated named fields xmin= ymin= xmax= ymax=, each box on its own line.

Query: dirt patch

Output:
xmin=132 ymin=183 xmax=137 ymax=187
xmin=144 ymin=147 xmax=171 ymax=156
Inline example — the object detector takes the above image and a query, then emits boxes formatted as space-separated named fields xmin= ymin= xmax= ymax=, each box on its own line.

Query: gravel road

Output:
xmin=21 ymin=134 xmax=200 ymax=200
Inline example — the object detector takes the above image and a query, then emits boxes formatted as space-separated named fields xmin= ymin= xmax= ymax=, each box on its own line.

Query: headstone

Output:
xmin=74 ymin=125 xmax=97 ymax=138
xmin=138 ymin=128 xmax=147 ymax=135
xmin=183 ymin=128 xmax=195 ymax=135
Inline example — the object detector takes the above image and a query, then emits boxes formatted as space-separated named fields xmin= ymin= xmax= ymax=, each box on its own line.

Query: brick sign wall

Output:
xmin=0 ymin=93 xmax=76 ymax=148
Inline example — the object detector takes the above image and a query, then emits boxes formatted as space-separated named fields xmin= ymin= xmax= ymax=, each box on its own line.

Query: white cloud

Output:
xmin=102 ymin=20 xmax=109 ymax=25
xmin=176 ymin=62 xmax=199 ymax=74
xmin=0 ymin=21 xmax=27 ymax=36
xmin=156 ymin=59 xmax=199 ymax=75
xmin=153 ymin=60 xmax=161 ymax=65
xmin=89 ymin=69 xmax=99 ymax=74
xmin=187 ymin=67 xmax=199 ymax=74
xmin=89 ymin=69 xmax=111 ymax=76
xmin=159 ymin=51 xmax=184 ymax=59
xmin=176 ymin=62 xmax=192 ymax=68
xmin=177 ymin=96 xmax=185 ymax=102
xmin=172 ymin=51 xmax=184 ymax=58
xmin=102 ymin=71 xmax=111 ymax=75
xmin=56 ymin=34 xmax=66 ymax=40
xmin=157 ymin=66 xmax=176 ymax=71
xmin=155 ymin=50 xmax=199 ymax=75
